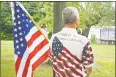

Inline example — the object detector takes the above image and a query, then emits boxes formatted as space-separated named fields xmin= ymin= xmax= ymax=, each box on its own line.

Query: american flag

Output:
xmin=13 ymin=2 xmax=50 ymax=77
xmin=51 ymin=36 xmax=84 ymax=77
xmin=51 ymin=36 xmax=94 ymax=77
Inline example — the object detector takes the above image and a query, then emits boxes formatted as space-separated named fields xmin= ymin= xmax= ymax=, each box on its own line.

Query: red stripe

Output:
xmin=53 ymin=69 xmax=60 ymax=77
xmin=54 ymin=59 xmax=73 ymax=77
xmin=22 ymin=56 xmax=31 ymax=77
xmin=53 ymin=65 xmax=66 ymax=77
xmin=65 ymin=69 xmax=74 ymax=77
xmin=56 ymin=54 xmax=83 ymax=77
xmin=55 ymin=61 xmax=64 ymax=69
xmin=27 ymin=30 xmax=41 ymax=47
xmin=32 ymin=49 xmax=50 ymax=71
xmin=22 ymin=39 xmax=48 ymax=77
xmin=15 ymin=56 xmax=21 ymax=75
xmin=61 ymin=51 xmax=82 ymax=70
xmin=29 ymin=39 xmax=48 ymax=59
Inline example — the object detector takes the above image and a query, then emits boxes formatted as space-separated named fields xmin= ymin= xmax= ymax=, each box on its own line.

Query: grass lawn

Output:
xmin=1 ymin=41 xmax=115 ymax=77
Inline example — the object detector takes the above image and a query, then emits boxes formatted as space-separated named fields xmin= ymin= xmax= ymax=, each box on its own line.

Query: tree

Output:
xmin=23 ymin=2 xmax=53 ymax=34
xmin=67 ymin=2 xmax=115 ymax=36
xmin=0 ymin=2 xmax=53 ymax=40
xmin=0 ymin=2 xmax=13 ymax=40
xmin=53 ymin=2 xmax=66 ymax=33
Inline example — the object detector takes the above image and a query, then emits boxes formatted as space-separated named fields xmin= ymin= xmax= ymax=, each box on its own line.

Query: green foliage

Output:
xmin=91 ymin=34 xmax=97 ymax=44
xmin=67 ymin=2 xmax=115 ymax=36
xmin=0 ymin=2 xmax=115 ymax=40
xmin=1 ymin=32 xmax=13 ymax=40
xmin=0 ymin=2 xmax=13 ymax=40
xmin=23 ymin=2 xmax=53 ymax=32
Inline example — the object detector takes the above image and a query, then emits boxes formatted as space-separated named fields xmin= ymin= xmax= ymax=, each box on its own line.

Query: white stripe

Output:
xmin=25 ymin=26 xmax=38 ymax=41
xmin=26 ymin=44 xmax=49 ymax=77
xmin=15 ymin=54 xmax=18 ymax=63
xmin=26 ymin=65 xmax=32 ymax=77
xmin=31 ymin=44 xmax=49 ymax=65
xmin=62 ymin=50 xmax=80 ymax=65
xmin=28 ymin=35 xmax=45 ymax=53
xmin=16 ymin=48 xmax=30 ymax=77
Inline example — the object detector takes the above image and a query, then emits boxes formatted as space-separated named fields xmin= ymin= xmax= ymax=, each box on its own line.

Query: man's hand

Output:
xmin=86 ymin=67 xmax=92 ymax=77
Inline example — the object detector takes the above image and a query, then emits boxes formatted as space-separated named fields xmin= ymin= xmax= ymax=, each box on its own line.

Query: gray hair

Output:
xmin=62 ymin=7 xmax=79 ymax=24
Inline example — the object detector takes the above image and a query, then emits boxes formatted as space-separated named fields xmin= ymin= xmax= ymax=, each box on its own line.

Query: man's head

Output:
xmin=62 ymin=7 xmax=80 ymax=28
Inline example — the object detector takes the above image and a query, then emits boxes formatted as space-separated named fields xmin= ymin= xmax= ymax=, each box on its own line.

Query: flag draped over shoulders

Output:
xmin=49 ymin=28 xmax=94 ymax=77
xmin=12 ymin=2 xmax=50 ymax=77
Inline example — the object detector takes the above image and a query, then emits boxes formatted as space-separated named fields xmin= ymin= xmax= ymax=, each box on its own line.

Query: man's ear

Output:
xmin=74 ymin=18 xmax=79 ymax=26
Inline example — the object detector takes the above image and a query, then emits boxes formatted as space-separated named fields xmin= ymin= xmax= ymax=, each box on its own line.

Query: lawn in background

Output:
xmin=1 ymin=41 xmax=115 ymax=77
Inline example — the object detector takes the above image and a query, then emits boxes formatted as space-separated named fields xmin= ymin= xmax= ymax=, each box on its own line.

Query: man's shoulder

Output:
xmin=77 ymin=34 xmax=89 ymax=45
xmin=50 ymin=32 xmax=61 ymax=41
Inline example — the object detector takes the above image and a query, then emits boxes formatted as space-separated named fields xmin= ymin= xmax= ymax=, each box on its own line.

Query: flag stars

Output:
xmin=17 ymin=9 xmax=20 ymax=13
xmin=17 ymin=15 xmax=20 ymax=18
xmin=14 ymin=23 xmax=16 ymax=26
xmin=22 ymin=19 xmax=25 ymax=22
xmin=19 ymin=32 xmax=23 ymax=35
xmin=24 ymin=31 xmax=25 ymax=34
xmin=22 ymin=13 xmax=25 ymax=16
xmin=26 ymin=24 xmax=28 ymax=27
xmin=16 ymin=40 xmax=19 ymax=43
xmin=29 ymin=20 xmax=31 ymax=23
xmin=52 ymin=37 xmax=63 ymax=56
xmin=21 ymin=43 xmax=24 ymax=47
xmin=26 ymin=19 xmax=28 ymax=22
xmin=17 ymin=51 xmax=20 ymax=54
xmin=14 ymin=17 xmax=15 ymax=20
xmin=16 ymin=45 xmax=19 ymax=49
xmin=15 ymin=34 xmax=18 ymax=37
xmin=18 ymin=21 xmax=21 ymax=24
xmin=18 ymin=27 xmax=21 ymax=30
xmin=14 ymin=28 xmax=17 ymax=32
xmin=20 ymin=37 xmax=23 ymax=41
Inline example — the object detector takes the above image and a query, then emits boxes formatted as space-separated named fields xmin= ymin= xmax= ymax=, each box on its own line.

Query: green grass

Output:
xmin=1 ymin=41 xmax=115 ymax=77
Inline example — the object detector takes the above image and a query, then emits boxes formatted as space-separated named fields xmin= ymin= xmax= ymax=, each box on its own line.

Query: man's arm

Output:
xmin=86 ymin=67 xmax=92 ymax=77
xmin=82 ymin=42 xmax=94 ymax=77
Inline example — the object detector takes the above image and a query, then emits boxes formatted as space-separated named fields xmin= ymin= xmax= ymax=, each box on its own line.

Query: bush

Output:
xmin=1 ymin=33 xmax=13 ymax=40
xmin=48 ymin=31 xmax=52 ymax=39
xmin=91 ymin=34 xmax=97 ymax=44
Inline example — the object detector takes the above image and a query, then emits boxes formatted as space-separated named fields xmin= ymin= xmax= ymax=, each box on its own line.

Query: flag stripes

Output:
xmin=13 ymin=2 xmax=49 ymax=77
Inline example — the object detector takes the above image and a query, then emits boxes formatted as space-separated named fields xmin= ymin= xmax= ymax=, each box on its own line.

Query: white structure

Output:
xmin=88 ymin=26 xmax=101 ymax=40
xmin=88 ymin=26 xmax=115 ymax=44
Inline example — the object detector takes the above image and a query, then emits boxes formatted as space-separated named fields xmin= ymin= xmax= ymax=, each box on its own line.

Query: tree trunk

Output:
xmin=82 ymin=24 xmax=91 ymax=37
xmin=53 ymin=2 xmax=66 ymax=33
xmin=47 ymin=2 xmax=66 ymax=66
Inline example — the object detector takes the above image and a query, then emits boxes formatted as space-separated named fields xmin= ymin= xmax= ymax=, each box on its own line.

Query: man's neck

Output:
xmin=64 ymin=24 xmax=76 ymax=29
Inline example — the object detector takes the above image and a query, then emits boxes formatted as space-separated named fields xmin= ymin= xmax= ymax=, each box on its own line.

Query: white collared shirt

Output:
xmin=50 ymin=27 xmax=89 ymax=60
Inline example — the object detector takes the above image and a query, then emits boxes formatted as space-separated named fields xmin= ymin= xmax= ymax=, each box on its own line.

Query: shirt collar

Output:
xmin=61 ymin=27 xmax=78 ymax=35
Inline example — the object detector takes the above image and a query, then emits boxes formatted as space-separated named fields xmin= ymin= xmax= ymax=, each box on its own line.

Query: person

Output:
xmin=49 ymin=7 xmax=94 ymax=77
xmin=41 ymin=24 xmax=49 ymax=37
xmin=77 ymin=28 xmax=83 ymax=35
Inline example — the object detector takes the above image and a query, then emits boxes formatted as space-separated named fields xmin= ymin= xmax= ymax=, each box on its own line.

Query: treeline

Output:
xmin=0 ymin=2 xmax=115 ymax=40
